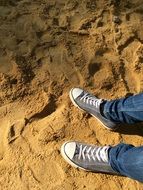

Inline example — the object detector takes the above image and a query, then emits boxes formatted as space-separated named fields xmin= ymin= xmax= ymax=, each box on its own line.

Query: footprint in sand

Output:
xmin=37 ymin=105 xmax=67 ymax=144
xmin=5 ymin=119 xmax=27 ymax=144
xmin=60 ymin=49 xmax=83 ymax=85
xmin=0 ymin=119 xmax=27 ymax=160
xmin=0 ymin=119 xmax=26 ymax=160
xmin=42 ymin=45 xmax=83 ymax=86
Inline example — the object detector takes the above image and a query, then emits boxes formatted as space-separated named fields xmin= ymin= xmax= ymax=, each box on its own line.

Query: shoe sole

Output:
xmin=61 ymin=141 xmax=89 ymax=171
xmin=69 ymin=88 xmax=118 ymax=131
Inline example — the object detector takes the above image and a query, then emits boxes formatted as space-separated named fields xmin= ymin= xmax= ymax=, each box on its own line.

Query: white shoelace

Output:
xmin=80 ymin=93 xmax=102 ymax=107
xmin=78 ymin=145 xmax=109 ymax=163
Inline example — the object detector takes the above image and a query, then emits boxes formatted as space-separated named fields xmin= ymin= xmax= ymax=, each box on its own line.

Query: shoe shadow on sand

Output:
xmin=115 ymin=123 xmax=143 ymax=136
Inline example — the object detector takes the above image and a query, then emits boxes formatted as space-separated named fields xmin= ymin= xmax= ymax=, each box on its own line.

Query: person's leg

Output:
xmin=103 ymin=93 xmax=143 ymax=124
xmin=61 ymin=89 xmax=143 ymax=182
xmin=69 ymin=88 xmax=143 ymax=129
xmin=61 ymin=141 xmax=143 ymax=182
xmin=109 ymin=143 xmax=143 ymax=182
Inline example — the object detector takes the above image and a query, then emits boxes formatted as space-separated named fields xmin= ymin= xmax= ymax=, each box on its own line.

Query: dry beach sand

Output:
xmin=0 ymin=0 xmax=143 ymax=189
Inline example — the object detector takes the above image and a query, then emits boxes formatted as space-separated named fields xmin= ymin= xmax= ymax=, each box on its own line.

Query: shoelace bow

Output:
xmin=80 ymin=93 xmax=102 ymax=107
xmin=78 ymin=145 xmax=109 ymax=163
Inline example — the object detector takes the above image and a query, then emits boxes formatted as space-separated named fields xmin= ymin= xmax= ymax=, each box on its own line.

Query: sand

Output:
xmin=0 ymin=0 xmax=143 ymax=189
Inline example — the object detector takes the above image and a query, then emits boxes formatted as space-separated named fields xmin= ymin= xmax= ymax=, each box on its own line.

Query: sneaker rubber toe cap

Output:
xmin=61 ymin=141 xmax=76 ymax=160
xmin=70 ymin=88 xmax=83 ymax=99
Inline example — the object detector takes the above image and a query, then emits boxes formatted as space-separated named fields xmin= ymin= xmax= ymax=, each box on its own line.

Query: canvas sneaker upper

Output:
xmin=61 ymin=141 xmax=119 ymax=174
xmin=70 ymin=88 xmax=119 ymax=130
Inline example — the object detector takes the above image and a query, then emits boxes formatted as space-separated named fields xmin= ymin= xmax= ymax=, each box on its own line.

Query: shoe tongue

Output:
xmin=79 ymin=91 xmax=86 ymax=98
xmin=74 ymin=144 xmax=80 ymax=155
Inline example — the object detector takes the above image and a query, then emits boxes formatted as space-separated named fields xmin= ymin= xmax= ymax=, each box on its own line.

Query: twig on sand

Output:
xmin=68 ymin=30 xmax=90 ymax=36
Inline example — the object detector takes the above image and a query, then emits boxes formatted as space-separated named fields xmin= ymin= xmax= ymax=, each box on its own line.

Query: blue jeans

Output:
xmin=103 ymin=93 xmax=143 ymax=182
